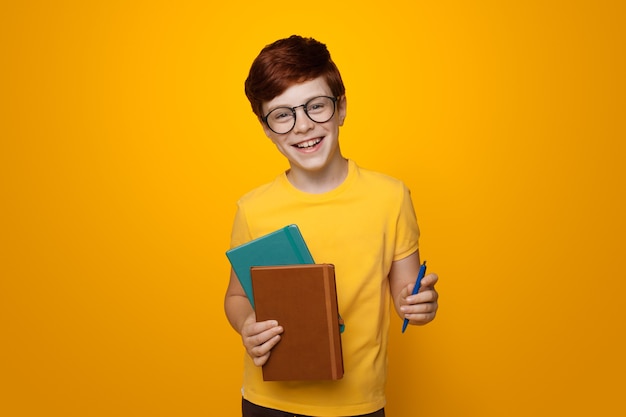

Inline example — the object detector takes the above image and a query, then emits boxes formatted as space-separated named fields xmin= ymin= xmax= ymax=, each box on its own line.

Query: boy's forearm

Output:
xmin=224 ymin=294 xmax=254 ymax=335
xmin=391 ymin=289 xmax=411 ymax=320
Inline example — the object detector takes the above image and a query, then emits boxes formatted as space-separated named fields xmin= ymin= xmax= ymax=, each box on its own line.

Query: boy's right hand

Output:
xmin=240 ymin=315 xmax=283 ymax=367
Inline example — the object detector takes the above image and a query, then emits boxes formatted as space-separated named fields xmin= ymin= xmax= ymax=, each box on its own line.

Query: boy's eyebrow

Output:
xmin=266 ymin=94 xmax=331 ymax=112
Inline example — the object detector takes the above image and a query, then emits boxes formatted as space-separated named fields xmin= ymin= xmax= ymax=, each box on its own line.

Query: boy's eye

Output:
xmin=270 ymin=108 xmax=293 ymax=121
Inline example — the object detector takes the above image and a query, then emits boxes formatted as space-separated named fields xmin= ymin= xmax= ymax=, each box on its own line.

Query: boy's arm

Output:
xmin=224 ymin=268 xmax=254 ymax=332
xmin=224 ymin=269 xmax=283 ymax=366
xmin=388 ymin=250 xmax=439 ymax=326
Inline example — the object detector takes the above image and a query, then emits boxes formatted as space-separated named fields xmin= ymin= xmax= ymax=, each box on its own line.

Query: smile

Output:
xmin=294 ymin=138 xmax=322 ymax=149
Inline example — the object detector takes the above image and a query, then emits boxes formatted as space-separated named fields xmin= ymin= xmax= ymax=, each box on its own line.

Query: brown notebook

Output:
xmin=250 ymin=264 xmax=344 ymax=381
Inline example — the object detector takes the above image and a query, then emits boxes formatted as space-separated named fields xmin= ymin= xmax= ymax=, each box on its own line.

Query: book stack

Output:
xmin=226 ymin=225 xmax=344 ymax=381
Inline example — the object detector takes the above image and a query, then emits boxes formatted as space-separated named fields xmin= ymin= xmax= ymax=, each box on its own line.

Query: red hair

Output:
xmin=244 ymin=35 xmax=346 ymax=118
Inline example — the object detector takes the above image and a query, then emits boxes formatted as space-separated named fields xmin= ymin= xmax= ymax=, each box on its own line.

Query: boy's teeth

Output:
xmin=296 ymin=138 xmax=321 ymax=148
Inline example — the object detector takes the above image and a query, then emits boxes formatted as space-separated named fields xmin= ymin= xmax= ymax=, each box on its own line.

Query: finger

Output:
xmin=420 ymin=273 xmax=438 ymax=289
xmin=406 ymin=288 xmax=438 ymax=305
xmin=250 ymin=334 xmax=282 ymax=365
xmin=405 ymin=310 xmax=437 ymax=326
xmin=242 ymin=320 xmax=282 ymax=344
xmin=403 ymin=300 xmax=438 ymax=322
xmin=253 ymin=352 xmax=270 ymax=367
xmin=244 ymin=325 xmax=283 ymax=350
xmin=406 ymin=273 xmax=437 ymax=298
xmin=242 ymin=319 xmax=280 ymax=337
xmin=398 ymin=284 xmax=411 ymax=304
xmin=401 ymin=298 xmax=438 ymax=315
xmin=250 ymin=333 xmax=282 ymax=356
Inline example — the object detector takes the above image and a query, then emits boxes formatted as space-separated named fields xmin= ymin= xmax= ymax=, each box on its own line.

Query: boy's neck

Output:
xmin=286 ymin=157 xmax=349 ymax=194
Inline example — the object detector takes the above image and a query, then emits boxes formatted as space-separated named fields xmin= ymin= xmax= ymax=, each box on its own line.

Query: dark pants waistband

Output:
xmin=242 ymin=398 xmax=385 ymax=417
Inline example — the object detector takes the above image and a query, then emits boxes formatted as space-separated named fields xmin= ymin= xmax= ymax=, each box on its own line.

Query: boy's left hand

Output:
xmin=399 ymin=273 xmax=439 ymax=325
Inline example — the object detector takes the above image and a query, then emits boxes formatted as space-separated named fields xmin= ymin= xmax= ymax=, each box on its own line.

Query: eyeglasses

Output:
xmin=262 ymin=96 xmax=338 ymax=134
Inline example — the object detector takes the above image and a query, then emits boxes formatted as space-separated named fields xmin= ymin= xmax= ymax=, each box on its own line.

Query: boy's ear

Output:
xmin=337 ymin=96 xmax=347 ymax=126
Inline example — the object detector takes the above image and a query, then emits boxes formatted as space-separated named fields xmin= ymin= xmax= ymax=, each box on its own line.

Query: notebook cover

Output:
xmin=225 ymin=225 xmax=314 ymax=309
xmin=251 ymin=264 xmax=344 ymax=381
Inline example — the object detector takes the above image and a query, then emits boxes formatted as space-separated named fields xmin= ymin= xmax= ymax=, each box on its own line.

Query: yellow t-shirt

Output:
xmin=229 ymin=159 xmax=420 ymax=416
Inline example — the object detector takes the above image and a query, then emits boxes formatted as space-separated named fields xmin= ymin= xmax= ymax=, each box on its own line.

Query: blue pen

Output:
xmin=402 ymin=261 xmax=427 ymax=333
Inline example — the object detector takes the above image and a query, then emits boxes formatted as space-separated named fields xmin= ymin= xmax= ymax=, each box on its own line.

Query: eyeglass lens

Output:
xmin=265 ymin=96 xmax=336 ymax=134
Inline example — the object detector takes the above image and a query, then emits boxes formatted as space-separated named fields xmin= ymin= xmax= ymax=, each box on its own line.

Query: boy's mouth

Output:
xmin=294 ymin=138 xmax=322 ymax=149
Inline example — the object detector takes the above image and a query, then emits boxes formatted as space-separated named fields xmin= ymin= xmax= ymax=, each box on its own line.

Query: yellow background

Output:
xmin=2 ymin=1 xmax=624 ymax=416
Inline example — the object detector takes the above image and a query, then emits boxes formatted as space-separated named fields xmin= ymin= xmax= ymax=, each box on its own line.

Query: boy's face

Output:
xmin=261 ymin=77 xmax=347 ymax=175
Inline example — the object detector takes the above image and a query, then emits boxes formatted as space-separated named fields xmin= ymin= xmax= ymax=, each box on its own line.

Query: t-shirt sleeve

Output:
xmin=393 ymin=184 xmax=420 ymax=261
xmin=229 ymin=202 xmax=253 ymax=249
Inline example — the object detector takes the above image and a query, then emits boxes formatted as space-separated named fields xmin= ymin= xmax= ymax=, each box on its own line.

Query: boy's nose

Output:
xmin=292 ymin=107 xmax=315 ymax=133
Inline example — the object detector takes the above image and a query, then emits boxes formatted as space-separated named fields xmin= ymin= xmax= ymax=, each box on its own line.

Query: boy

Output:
xmin=224 ymin=35 xmax=439 ymax=417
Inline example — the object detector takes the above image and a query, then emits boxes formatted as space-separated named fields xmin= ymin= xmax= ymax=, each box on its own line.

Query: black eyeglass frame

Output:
xmin=261 ymin=96 xmax=339 ymax=134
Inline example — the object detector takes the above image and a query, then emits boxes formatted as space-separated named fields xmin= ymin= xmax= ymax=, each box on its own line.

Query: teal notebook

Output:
xmin=226 ymin=224 xmax=314 ymax=309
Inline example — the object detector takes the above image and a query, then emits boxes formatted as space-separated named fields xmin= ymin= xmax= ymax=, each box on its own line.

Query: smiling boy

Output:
xmin=224 ymin=35 xmax=439 ymax=417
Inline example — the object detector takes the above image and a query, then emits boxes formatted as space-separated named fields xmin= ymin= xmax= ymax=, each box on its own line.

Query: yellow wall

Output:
xmin=2 ymin=1 xmax=624 ymax=416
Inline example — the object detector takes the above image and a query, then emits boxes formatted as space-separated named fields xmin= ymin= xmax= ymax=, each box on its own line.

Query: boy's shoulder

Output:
xmin=354 ymin=162 xmax=407 ymax=190
xmin=237 ymin=175 xmax=282 ymax=204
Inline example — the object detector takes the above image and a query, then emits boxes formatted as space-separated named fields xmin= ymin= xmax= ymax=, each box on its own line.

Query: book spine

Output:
xmin=322 ymin=266 xmax=340 ymax=380
xmin=285 ymin=227 xmax=306 ymax=263
xmin=285 ymin=225 xmax=314 ymax=263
